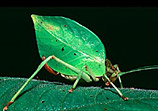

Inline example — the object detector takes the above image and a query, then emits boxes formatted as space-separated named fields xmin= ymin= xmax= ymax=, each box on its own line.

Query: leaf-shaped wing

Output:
xmin=31 ymin=14 xmax=106 ymax=76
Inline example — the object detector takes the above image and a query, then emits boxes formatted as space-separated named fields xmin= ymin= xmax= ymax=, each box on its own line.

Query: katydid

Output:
xmin=3 ymin=14 xmax=158 ymax=111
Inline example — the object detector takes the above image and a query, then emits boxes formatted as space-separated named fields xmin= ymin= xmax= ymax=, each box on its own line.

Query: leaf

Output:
xmin=31 ymin=14 xmax=106 ymax=76
xmin=1 ymin=77 xmax=158 ymax=111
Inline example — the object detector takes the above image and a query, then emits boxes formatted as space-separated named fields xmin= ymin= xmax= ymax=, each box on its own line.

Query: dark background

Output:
xmin=0 ymin=7 xmax=158 ymax=90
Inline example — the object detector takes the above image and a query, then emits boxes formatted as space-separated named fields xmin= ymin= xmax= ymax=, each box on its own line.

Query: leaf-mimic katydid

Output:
xmin=3 ymin=14 xmax=158 ymax=111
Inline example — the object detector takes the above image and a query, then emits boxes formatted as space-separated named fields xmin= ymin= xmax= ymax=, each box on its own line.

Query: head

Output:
xmin=102 ymin=58 xmax=121 ymax=85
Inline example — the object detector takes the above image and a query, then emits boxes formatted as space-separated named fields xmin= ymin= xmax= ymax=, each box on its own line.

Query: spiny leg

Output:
xmin=3 ymin=55 xmax=92 ymax=111
xmin=103 ymin=74 xmax=128 ymax=100
xmin=3 ymin=56 xmax=54 ymax=111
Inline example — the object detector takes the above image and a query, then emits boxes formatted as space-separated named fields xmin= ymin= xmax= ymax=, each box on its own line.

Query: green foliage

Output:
xmin=1 ymin=77 xmax=158 ymax=111
xmin=31 ymin=14 xmax=106 ymax=76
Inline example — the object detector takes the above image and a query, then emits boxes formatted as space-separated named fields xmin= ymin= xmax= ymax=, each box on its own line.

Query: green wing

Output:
xmin=31 ymin=14 xmax=106 ymax=76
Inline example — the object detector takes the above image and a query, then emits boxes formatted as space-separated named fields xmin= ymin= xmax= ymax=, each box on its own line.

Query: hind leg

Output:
xmin=42 ymin=56 xmax=58 ymax=75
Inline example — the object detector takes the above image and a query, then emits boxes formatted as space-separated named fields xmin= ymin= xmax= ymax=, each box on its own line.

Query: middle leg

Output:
xmin=68 ymin=66 xmax=85 ymax=92
xmin=85 ymin=66 xmax=99 ymax=82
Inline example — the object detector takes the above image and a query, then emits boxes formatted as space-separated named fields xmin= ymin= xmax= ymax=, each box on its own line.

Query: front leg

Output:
xmin=103 ymin=74 xmax=128 ymax=100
